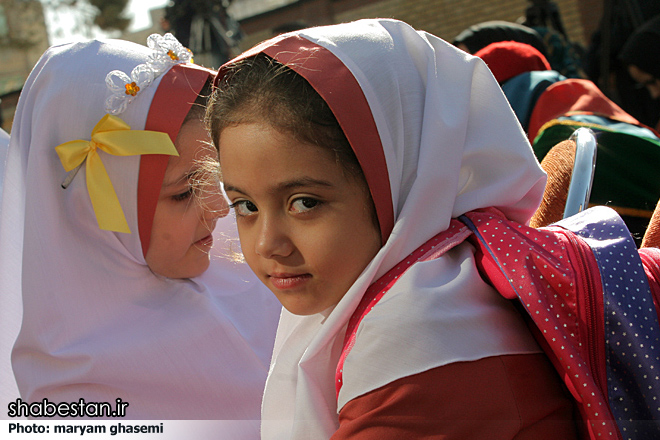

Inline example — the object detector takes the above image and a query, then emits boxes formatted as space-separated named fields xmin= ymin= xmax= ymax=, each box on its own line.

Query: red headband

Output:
xmin=138 ymin=64 xmax=214 ymax=257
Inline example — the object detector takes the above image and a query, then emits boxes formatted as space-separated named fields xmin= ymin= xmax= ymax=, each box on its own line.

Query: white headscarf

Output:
xmin=0 ymin=127 xmax=19 ymax=409
xmin=0 ymin=37 xmax=280 ymax=422
xmin=220 ymin=19 xmax=547 ymax=438
xmin=0 ymin=127 xmax=7 ymax=204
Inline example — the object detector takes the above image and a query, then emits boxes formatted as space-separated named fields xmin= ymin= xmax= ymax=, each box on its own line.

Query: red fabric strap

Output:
xmin=139 ymin=64 xmax=213 ymax=257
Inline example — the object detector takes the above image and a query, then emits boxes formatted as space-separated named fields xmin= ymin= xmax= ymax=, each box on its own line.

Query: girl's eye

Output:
xmin=172 ymin=187 xmax=194 ymax=202
xmin=290 ymin=197 xmax=320 ymax=214
xmin=230 ymin=200 xmax=258 ymax=217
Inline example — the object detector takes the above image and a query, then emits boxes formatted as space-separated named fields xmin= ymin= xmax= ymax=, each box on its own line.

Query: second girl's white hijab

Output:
xmin=0 ymin=38 xmax=280 ymax=424
xmin=0 ymin=127 xmax=18 ymax=409
xmin=225 ymin=20 xmax=548 ymax=438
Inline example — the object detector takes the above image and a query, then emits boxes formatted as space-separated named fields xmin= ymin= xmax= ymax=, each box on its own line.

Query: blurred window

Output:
xmin=0 ymin=5 xmax=9 ymax=39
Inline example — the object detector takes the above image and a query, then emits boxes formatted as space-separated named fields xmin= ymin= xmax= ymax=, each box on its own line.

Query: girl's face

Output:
xmin=220 ymin=122 xmax=382 ymax=315
xmin=145 ymin=119 xmax=228 ymax=278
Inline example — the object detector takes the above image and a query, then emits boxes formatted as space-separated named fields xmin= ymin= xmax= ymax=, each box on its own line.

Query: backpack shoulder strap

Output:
xmin=461 ymin=206 xmax=660 ymax=439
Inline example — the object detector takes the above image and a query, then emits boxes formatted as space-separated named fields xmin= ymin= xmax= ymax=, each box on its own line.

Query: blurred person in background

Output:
xmin=618 ymin=14 xmax=660 ymax=133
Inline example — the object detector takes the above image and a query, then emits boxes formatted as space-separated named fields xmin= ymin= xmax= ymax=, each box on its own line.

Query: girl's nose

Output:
xmin=254 ymin=215 xmax=294 ymax=259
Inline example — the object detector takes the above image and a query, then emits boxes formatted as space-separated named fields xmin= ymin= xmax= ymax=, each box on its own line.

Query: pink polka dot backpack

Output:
xmin=341 ymin=205 xmax=660 ymax=440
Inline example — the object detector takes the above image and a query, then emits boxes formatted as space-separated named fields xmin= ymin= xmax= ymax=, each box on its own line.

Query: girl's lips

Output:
xmin=195 ymin=222 xmax=218 ymax=247
xmin=195 ymin=234 xmax=213 ymax=247
xmin=268 ymin=273 xmax=312 ymax=290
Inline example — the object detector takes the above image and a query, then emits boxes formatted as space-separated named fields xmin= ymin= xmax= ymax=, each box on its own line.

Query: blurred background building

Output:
xmin=232 ymin=0 xmax=596 ymax=52
xmin=0 ymin=0 xmax=49 ymax=132
xmin=0 ymin=0 xmax=648 ymax=131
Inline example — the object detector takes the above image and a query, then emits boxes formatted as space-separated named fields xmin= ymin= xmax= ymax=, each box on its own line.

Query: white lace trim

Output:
xmin=104 ymin=33 xmax=194 ymax=115
xmin=147 ymin=33 xmax=194 ymax=76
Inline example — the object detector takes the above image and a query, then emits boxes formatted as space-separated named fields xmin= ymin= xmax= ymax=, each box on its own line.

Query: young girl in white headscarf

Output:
xmin=0 ymin=34 xmax=280 ymax=422
xmin=209 ymin=19 xmax=579 ymax=439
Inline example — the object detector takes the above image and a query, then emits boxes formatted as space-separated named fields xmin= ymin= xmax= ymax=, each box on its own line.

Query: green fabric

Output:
xmin=533 ymin=119 xmax=660 ymax=212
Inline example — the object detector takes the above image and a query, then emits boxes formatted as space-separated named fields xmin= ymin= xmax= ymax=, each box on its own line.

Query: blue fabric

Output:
xmin=502 ymin=70 xmax=566 ymax=130
xmin=559 ymin=207 xmax=660 ymax=437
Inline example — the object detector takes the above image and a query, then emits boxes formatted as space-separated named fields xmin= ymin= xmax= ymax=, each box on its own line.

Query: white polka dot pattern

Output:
xmin=461 ymin=208 xmax=619 ymax=439
xmin=460 ymin=206 xmax=660 ymax=440
xmin=557 ymin=206 xmax=660 ymax=439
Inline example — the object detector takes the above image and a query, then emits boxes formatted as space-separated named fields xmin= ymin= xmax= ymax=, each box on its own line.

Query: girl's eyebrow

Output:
xmin=278 ymin=177 xmax=334 ymax=191
xmin=224 ymin=178 xmax=334 ymax=196
xmin=163 ymin=170 xmax=200 ymax=188
xmin=223 ymin=183 xmax=245 ymax=195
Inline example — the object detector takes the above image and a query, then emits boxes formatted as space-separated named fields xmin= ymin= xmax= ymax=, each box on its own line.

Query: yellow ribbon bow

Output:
xmin=55 ymin=114 xmax=179 ymax=233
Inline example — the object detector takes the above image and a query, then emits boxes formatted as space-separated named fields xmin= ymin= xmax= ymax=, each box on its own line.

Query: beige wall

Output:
xmin=238 ymin=0 xmax=595 ymax=53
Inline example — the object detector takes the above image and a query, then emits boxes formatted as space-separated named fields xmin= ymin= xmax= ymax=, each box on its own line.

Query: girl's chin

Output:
xmin=150 ymin=256 xmax=211 ymax=279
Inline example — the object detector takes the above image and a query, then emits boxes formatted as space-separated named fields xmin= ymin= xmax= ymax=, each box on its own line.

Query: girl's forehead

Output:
xmin=220 ymin=123 xmax=345 ymax=184
xmin=220 ymin=122 xmax=334 ymax=159
xmin=165 ymin=122 xmax=214 ymax=177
